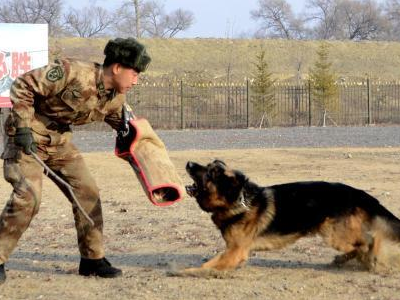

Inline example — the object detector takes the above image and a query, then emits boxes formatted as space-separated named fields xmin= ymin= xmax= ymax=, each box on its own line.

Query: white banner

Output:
xmin=0 ymin=23 xmax=48 ymax=107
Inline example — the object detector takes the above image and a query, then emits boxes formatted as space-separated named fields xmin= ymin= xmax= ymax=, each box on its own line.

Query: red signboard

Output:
xmin=0 ymin=97 xmax=11 ymax=108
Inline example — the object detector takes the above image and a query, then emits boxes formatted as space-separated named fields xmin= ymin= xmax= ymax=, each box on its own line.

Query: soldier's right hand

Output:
xmin=14 ymin=127 xmax=37 ymax=154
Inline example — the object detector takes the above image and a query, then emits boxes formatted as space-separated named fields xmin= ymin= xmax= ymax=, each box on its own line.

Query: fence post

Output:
xmin=367 ymin=78 xmax=371 ymax=125
xmin=180 ymin=80 xmax=184 ymax=130
xmin=308 ymin=81 xmax=312 ymax=126
xmin=246 ymin=79 xmax=249 ymax=128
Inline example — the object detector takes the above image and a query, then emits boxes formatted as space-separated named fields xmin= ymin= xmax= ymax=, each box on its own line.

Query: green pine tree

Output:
xmin=309 ymin=42 xmax=339 ymax=126
xmin=251 ymin=48 xmax=275 ymax=128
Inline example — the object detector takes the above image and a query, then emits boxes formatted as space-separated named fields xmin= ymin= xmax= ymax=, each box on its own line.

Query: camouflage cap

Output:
xmin=103 ymin=38 xmax=151 ymax=73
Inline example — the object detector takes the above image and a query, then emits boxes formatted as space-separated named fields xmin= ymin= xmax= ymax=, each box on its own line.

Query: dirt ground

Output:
xmin=1 ymin=148 xmax=400 ymax=300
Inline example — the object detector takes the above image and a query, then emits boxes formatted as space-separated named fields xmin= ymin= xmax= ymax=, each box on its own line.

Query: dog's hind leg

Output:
xmin=356 ymin=232 xmax=381 ymax=271
xmin=331 ymin=234 xmax=377 ymax=269
xmin=320 ymin=211 xmax=375 ymax=268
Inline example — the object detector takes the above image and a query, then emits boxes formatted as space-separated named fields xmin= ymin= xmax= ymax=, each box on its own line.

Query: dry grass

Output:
xmin=51 ymin=37 xmax=400 ymax=81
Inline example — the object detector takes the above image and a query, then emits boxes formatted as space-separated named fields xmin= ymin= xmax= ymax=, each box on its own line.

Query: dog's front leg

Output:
xmin=183 ymin=246 xmax=250 ymax=274
xmin=203 ymin=246 xmax=249 ymax=270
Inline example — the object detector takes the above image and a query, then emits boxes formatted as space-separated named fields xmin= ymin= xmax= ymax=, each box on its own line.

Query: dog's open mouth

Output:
xmin=185 ymin=184 xmax=198 ymax=197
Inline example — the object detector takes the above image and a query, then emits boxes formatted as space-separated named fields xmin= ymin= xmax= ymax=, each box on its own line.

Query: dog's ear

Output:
xmin=219 ymin=169 xmax=248 ymax=205
xmin=209 ymin=161 xmax=226 ymax=180
xmin=232 ymin=170 xmax=247 ymax=188
xmin=212 ymin=159 xmax=226 ymax=167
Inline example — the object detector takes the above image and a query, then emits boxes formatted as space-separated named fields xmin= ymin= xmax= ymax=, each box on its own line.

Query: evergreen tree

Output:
xmin=251 ymin=47 xmax=275 ymax=127
xmin=309 ymin=42 xmax=339 ymax=126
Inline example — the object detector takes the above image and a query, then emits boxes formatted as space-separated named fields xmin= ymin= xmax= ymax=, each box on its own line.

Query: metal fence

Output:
xmin=1 ymin=80 xmax=400 ymax=131
xmin=127 ymin=80 xmax=400 ymax=129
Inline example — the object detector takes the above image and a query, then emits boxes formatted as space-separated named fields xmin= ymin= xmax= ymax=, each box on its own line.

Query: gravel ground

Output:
xmin=72 ymin=125 xmax=399 ymax=152
xmin=1 ymin=125 xmax=400 ymax=153
xmin=2 ymin=148 xmax=400 ymax=300
xmin=1 ymin=125 xmax=400 ymax=300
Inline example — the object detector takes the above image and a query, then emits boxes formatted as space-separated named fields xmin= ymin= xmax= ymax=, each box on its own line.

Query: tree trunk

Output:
xmin=134 ymin=0 xmax=141 ymax=38
xmin=259 ymin=112 xmax=266 ymax=129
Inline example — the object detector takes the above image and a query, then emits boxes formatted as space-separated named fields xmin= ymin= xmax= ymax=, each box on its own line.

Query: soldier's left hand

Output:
xmin=14 ymin=127 xmax=37 ymax=155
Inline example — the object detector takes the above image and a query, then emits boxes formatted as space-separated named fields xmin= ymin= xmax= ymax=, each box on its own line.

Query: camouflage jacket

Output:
xmin=7 ymin=58 xmax=125 ymax=134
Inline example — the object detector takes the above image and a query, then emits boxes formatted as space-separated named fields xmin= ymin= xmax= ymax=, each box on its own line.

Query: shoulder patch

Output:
xmin=46 ymin=66 xmax=64 ymax=82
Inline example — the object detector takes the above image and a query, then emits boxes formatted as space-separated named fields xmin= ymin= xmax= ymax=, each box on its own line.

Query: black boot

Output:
xmin=0 ymin=264 xmax=6 ymax=284
xmin=78 ymin=257 xmax=122 ymax=278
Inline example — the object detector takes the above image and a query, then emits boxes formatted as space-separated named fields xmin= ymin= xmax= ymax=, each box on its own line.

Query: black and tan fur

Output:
xmin=184 ymin=160 xmax=400 ymax=273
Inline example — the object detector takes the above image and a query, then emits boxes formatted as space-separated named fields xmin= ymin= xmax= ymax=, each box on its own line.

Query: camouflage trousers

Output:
xmin=0 ymin=134 xmax=105 ymax=264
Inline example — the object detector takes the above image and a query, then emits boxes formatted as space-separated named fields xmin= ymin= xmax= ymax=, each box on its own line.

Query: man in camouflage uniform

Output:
xmin=0 ymin=38 xmax=151 ymax=283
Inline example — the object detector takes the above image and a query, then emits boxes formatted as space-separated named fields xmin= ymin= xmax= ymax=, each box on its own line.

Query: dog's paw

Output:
xmin=332 ymin=254 xmax=347 ymax=266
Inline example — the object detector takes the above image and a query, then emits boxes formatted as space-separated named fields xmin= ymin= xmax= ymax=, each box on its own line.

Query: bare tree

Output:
xmin=251 ymin=0 xmax=305 ymax=39
xmin=134 ymin=0 xmax=141 ymax=38
xmin=383 ymin=0 xmax=400 ymax=40
xmin=114 ymin=0 xmax=194 ymax=38
xmin=307 ymin=0 xmax=385 ymax=40
xmin=306 ymin=0 xmax=342 ymax=39
xmin=160 ymin=8 xmax=194 ymax=37
xmin=338 ymin=0 xmax=386 ymax=40
xmin=63 ymin=5 xmax=115 ymax=37
xmin=0 ymin=0 xmax=63 ymax=35
xmin=140 ymin=0 xmax=165 ymax=37
xmin=114 ymin=1 xmax=142 ymax=38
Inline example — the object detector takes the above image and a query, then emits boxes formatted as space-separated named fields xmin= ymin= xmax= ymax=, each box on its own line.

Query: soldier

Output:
xmin=0 ymin=37 xmax=151 ymax=283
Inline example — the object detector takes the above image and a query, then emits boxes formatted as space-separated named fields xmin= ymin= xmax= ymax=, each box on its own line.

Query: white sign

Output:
xmin=0 ymin=23 xmax=48 ymax=107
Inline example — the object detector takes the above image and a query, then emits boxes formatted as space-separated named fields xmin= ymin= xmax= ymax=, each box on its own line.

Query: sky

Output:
xmin=66 ymin=0 xmax=307 ymax=38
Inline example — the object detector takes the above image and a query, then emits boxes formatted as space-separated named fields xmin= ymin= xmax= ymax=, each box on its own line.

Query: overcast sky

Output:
xmin=65 ymin=0 xmax=307 ymax=38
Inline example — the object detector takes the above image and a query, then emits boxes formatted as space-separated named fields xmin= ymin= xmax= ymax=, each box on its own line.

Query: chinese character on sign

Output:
xmin=0 ymin=51 xmax=32 ymax=81
xmin=11 ymin=52 xmax=31 ymax=78
xmin=0 ymin=51 xmax=9 ymax=80
xmin=0 ymin=23 xmax=48 ymax=108
xmin=0 ymin=51 xmax=32 ymax=107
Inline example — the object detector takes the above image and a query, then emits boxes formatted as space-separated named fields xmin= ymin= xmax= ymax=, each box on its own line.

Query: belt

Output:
xmin=34 ymin=113 xmax=71 ymax=133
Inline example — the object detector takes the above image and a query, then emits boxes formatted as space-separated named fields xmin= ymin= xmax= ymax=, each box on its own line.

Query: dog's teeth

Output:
xmin=185 ymin=184 xmax=198 ymax=197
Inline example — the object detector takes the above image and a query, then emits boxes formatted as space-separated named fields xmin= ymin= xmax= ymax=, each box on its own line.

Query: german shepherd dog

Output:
xmin=184 ymin=160 xmax=400 ymax=273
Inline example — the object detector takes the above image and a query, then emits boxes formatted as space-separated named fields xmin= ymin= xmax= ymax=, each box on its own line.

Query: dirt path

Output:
xmin=1 ymin=148 xmax=400 ymax=300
